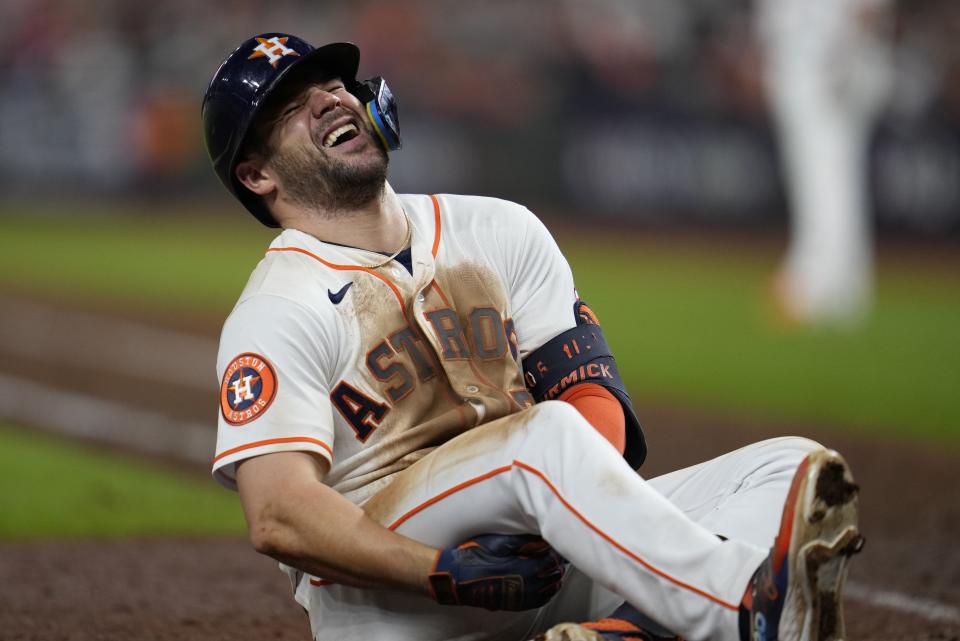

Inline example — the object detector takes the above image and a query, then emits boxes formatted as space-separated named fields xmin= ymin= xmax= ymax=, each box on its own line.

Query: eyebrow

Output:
xmin=253 ymin=76 xmax=346 ymax=143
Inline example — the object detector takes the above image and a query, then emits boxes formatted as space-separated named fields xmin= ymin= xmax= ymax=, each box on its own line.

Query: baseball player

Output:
xmin=202 ymin=34 xmax=863 ymax=641
xmin=757 ymin=0 xmax=894 ymax=326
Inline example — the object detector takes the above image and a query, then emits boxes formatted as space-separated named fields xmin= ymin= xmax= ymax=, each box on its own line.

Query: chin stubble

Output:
xmin=270 ymin=134 xmax=389 ymax=215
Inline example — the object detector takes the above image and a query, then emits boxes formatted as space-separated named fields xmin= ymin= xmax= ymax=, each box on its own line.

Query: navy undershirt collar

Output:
xmin=323 ymin=240 xmax=414 ymax=276
xmin=385 ymin=246 xmax=413 ymax=275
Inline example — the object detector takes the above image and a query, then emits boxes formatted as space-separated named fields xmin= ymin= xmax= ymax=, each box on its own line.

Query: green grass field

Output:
xmin=565 ymin=239 xmax=960 ymax=444
xmin=1 ymin=208 xmax=957 ymax=538
xmin=1 ymin=209 xmax=276 ymax=313
xmin=0 ymin=424 xmax=246 ymax=539
xmin=2 ymin=209 xmax=957 ymax=445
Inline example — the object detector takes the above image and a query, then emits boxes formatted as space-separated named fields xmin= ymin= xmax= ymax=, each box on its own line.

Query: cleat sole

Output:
xmin=785 ymin=449 xmax=861 ymax=641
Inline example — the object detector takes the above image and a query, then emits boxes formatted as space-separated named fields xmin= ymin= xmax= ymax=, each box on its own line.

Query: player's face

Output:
xmin=260 ymin=75 xmax=388 ymax=212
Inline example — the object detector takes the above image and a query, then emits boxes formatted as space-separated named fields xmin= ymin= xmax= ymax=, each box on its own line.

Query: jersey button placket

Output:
xmin=464 ymin=395 xmax=486 ymax=423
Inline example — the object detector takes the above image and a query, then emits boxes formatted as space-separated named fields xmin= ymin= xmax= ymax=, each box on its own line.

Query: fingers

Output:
xmin=469 ymin=533 xmax=552 ymax=557
xmin=537 ymin=581 xmax=564 ymax=598
xmin=471 ymin=533 xmax=545 ymax=555
xmin=528 ymin=551 xmax=565 ymax=604
xmin=434 ymin=533 xmax=566 ymax=610
xmin=537 ymin=561 xmax=564 ymax=581
xmin=516 ymin=538 xmax=552 ymax=556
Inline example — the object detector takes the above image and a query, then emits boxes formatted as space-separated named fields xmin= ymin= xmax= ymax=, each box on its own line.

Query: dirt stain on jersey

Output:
xmin=362 ymin=408 xmax=537 ymax=527
xmin=428 ymin=261 xmax=527 ymax=421
xmin=332 ymin=258 xmax=534 ymax=503
xmin=594 ymin=462 xmax=642 ymax=500
xmin=331 ymin=269 xmax=476 ymax=501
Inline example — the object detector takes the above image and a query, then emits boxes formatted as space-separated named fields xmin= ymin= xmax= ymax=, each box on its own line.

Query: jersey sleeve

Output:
xmin=212 ymin=294 xmax=339 ymax=491
xmin=502 ymin=207 xmax=578 ymax=358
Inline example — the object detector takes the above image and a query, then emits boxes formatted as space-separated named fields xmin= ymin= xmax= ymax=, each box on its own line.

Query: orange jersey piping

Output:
xmin=386 ymin=465 xmax=514 ymax=531
xmin=266 ymin=246 xmax=406 ymax=312
xmin=429 ymin=194 xmax=442 ymax=257
xmin=512 ymin=460 xmax=740 ymax=612
xmin=213 ymin=436 xmax=333 ymax=464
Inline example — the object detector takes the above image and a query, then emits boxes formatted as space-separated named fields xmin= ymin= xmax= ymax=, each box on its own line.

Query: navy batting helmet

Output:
xmin=202 ymin=33 xmax=401 ymax=227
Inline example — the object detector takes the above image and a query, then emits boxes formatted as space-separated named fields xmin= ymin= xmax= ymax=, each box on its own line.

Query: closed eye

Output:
xmin=280 ymin=102 xmax=303 ymax=119
xmin=272 ymin=83 xmax=343 ymax=125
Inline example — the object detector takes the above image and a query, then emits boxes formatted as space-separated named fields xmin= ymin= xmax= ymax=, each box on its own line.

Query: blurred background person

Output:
xmin=757 ymin=0 xmax=895 ymax=327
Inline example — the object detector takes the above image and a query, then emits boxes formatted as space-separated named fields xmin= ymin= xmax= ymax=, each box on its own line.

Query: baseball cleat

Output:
xmin=742 ymin=448 xmax=864 ymax=641
xmin=531 ymin=602 xmax=679 ymax=641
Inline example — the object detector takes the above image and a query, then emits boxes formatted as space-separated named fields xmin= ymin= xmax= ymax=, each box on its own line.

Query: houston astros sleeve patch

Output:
xmin=220 ymin=353 xmax=278 ymax=425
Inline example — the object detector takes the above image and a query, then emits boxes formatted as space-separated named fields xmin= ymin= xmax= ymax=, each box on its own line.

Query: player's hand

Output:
xmin=428 ymin=534 xmax=566 ymax=611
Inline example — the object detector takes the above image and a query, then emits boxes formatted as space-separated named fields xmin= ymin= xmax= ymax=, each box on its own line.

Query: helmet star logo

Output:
xmin=248 ymin=36 xmax=300 ymax=67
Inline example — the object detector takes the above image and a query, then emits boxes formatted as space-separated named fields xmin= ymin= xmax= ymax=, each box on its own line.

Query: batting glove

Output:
xmin=428 ymin=534 xmax=566 ymax=611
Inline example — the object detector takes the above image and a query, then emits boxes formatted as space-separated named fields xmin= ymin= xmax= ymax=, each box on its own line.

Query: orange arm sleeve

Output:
xmin=558 ymin=383 xmax=626 ymax=454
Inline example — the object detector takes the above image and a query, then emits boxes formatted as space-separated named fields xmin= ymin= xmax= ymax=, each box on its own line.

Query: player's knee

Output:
xmin=525 ymin=400 xmax=602 ymax=447
xmin=536 ymin=399 xmax=589 ymax=426
xmin=761 ymin=436 xmax=824 ymax=466
xmin=779 ymin=436 xmax=823 ymax=455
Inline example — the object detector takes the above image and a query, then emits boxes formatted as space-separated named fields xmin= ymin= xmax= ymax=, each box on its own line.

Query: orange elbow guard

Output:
xmin=558 ymin=383 xmax=626 ymax=454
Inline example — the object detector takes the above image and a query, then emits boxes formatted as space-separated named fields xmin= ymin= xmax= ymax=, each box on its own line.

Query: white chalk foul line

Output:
xmin=0 ymin=298 xmax=218 ymax=390
xmin=845 ymin=580 xmax=960 ymax=624
xmin=0 ymin=373 xmax=214 ymax=465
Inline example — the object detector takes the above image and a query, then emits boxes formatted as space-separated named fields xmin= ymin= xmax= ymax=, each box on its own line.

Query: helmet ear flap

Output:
xmin=352 ymin=77 xmax=401 ymax=151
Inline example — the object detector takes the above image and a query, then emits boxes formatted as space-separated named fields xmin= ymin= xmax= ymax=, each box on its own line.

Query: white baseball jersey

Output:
xmin=213 ymin=193 xmax=578 ymax=503
xmin=212 ymin=192 xmax=827 ymax=641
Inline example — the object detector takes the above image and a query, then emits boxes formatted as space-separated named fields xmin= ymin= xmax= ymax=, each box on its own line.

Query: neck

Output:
xmin=277 ymin=183 xmax=407 ymax=253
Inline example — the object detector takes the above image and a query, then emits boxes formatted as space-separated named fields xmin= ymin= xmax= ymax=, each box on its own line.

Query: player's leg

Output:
xmin=532 ymin=437 xmax=823 ymax=638
xmin=761 ymin=0 xmax=891 ymax=326
xmin=323 ymin=401 xmax=765 ymax=641
xmin=296 ymin=403 xmax=586 ymax=641
xmin=646 ymin=436 xmax=823 ymax=547
xmin=299 ymin=408 xmax=560 ymax=641
xmin=534 ymin=439 xmax=862 ymax=641
xmin=774 ymin=91 xmax=874 ymax=325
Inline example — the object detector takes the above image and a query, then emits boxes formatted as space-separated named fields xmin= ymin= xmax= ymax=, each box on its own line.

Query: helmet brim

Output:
xmin=241 ymin=41 xmax=360 ymax=140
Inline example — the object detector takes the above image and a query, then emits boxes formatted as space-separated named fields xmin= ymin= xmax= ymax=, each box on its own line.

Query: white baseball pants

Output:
xmin=296 ymin=401 xmax=820 ymax=641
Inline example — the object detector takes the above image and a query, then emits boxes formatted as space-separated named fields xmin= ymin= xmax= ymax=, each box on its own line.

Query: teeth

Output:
xmin=324 ymin=123 xmax=358 ymax=148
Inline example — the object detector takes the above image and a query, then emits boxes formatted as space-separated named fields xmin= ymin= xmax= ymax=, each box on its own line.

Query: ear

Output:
xmin=235 ymin=159 xmax=277 ymax=197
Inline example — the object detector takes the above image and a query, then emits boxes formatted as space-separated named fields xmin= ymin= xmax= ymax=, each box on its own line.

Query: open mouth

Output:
xmin=323 ymin=123 xmax=360 ymax=148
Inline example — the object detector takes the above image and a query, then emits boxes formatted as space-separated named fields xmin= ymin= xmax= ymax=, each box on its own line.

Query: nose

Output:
xmin=307 ymin=86 xmax=341 ymax=118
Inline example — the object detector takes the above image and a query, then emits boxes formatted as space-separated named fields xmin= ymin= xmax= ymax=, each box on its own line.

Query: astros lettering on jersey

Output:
xmin=214 ymin=193 xmax=576 ymax=504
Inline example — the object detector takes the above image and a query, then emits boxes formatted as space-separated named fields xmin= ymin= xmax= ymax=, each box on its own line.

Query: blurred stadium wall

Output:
xmin=1 ymin=0 xmax=958 ymax=234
